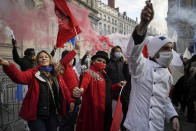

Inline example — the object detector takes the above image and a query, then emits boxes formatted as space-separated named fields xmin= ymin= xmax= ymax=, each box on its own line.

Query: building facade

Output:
xmin=96 ymin=0 xmax=137 ymax=35
xmin=167 ymin=0 xmax=196 ymax=53
xmin=71 ymin=0 xmax=100 ymax=31
xmin=0 ymin=0 xmax=138 ymax=62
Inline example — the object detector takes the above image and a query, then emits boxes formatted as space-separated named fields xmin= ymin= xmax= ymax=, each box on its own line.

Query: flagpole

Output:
xmin=74 ymin=26 xmax=79 ymax=49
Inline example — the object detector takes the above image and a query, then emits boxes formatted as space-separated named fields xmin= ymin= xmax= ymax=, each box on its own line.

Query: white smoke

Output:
xmin=5 ymin=26 xmax=15 ymax=39
xmin=0 ymin=20 xmax=15 ymax=39
xmin=107 ymin=33 xmax=130 ymax=53
xmin=149 ymin=0 xmax=168 ymax=35
xmin=172 ymin=8 xmax=196 ymax=26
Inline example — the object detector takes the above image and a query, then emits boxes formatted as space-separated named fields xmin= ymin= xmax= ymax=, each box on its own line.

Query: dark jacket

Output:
xmin=12 ymin=46 xmax=35 ymax=71
xmin=172 ymin=74 xmax=196 ymax=122
xmin=172 ymin=76 xmax=186 ymax=107
xmin=37 ymin=73 xmax=63 ymax=119
xmin=106 ymin=57 xmax=129 ymax=100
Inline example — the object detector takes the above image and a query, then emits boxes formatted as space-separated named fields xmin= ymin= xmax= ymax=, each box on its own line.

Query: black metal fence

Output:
xmin=0 ymin=70 xmax=22 ymax=131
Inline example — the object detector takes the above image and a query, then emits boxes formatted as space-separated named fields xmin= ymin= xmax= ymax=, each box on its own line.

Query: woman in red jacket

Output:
xmin=73 ymin=51 xmax=122 ymax=131
xmin=0 ymin=50 xmax=74 ymax=131
xmin=59 ymin=49 xmax=80 ymax=131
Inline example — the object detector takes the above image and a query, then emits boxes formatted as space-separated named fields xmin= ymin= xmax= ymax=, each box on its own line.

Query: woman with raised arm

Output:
xmin=0 ymin=50 xmax=75 ymax=131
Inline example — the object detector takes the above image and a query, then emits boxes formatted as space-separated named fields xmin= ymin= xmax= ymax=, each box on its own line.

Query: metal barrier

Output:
xmin=0 ymin=70 xmax=22 ymax=131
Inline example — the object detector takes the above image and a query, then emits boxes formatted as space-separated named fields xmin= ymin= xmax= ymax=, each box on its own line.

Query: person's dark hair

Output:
xmin=73 ymin=58 xmax=76 ymax=66
xmin=61 ymin=50 xmax=76 ymax=66
xmin=110 ymin=46 xmax=122 ymax=58
xmin=24 ymin=48 xmax=35 ymax=56
xmin=61 ymin=50 xmax=70 ymax=59
xmin=81 ymin=54 xmax=88 ymax=65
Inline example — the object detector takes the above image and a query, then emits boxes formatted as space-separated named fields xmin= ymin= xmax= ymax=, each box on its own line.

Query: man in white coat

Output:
xmin=124 ymin=1 xmax=180 ymax=131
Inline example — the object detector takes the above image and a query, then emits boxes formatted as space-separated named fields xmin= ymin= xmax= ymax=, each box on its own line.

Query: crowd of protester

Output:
xmin=2 ymin=1 xmax=196 ymax=131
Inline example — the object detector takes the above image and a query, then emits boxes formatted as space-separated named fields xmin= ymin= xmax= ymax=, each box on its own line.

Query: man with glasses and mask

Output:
xmin=124 ymin=1 xmax=180 ymax=131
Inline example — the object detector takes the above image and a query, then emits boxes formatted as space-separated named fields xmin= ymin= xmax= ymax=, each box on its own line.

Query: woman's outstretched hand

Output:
xmin=0 ymin=57 xmax=9 ymax=66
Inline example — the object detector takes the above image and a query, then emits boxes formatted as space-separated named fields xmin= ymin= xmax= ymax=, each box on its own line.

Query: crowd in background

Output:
xmin=1 ymin=1 xmax=196 ymax=131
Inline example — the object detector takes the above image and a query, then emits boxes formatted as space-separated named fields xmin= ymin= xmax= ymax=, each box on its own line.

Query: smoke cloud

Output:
xmin=0 ymin=0 xmax=57 ymax=45
xmin=0 ymin=0 xmax=113 ymax=53
xmin=67 ymin=2 xmax=114 ymax=54
xmin=172 ymin=8 xmax=196 ymax=26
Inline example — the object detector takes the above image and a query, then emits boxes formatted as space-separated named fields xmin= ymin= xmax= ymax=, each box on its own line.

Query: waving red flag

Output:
xmin=110 ymin=94 xmax=122 ymax=131
xmin=54 ymin=0 xmax=81 ymax=48
xmin=110 ymin=87 xmax=124 ymax=131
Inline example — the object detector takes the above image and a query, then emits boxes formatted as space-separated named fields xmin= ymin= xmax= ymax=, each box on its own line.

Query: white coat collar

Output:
xmin=148 ymin=59 xmax=168 ymax=69
xmin=35 ymin=71 xmax=46 ymax=82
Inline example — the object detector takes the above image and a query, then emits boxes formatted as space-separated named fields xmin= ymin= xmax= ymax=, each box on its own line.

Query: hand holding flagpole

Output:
xmin=110 ymin=81 xmax=126 ymax=131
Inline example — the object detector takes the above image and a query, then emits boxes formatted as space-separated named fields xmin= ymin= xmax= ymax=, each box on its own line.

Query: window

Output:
xmin=104 ymin=24 xmax=106 ymax=31
xmin=112 ymin=27 xmax=114 ymax=33
xmin=112 ymin=19 xmax=114 ymax=24
xmin=194 ymin=0 xmax=196 ymax=7
xmin=99 ymin=23 xmax=102 ymax=29
xmin=108 ymin=25 xmax=110 ymax=33
xmin=104 ymin=15 xmax=106 ymax=20
xmin=120 ymin=23 xmax=123 ymax=28
xmin=108 ymin=17 xmax=110 ymax=23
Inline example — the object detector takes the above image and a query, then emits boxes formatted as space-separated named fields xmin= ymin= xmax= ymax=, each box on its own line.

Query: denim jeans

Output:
xmin=28 ymin=112 xmax=57 ymax=131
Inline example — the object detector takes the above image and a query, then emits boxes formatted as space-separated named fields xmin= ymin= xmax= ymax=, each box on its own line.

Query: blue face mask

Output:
xmin=40 ymin=66 xmax=53 ymax=72
xmin=114 ymin=52 xmax=122 ymax=59
xmin=85 ymin=58 xmax=90 ymax=63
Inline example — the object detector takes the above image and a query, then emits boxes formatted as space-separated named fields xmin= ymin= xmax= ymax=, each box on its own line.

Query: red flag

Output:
xmin=54 ymin=0 xmax=81 ymax=48
xmin=110 ymin=94 xmax=122 ymax=131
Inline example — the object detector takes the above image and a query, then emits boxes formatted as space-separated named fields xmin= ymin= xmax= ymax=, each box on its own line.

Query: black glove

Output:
xmin=12 ymin=39 xmax=16 ymax=47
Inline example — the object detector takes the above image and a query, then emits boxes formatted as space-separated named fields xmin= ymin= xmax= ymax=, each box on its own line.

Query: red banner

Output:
xmin=110 ymin=95 xmax=122 ymax=131
xmin=54 ymin=0 xmax=81 ymax=48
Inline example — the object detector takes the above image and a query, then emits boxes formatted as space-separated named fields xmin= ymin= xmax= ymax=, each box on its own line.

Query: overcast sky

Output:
xmin=101 ymin=0 xmax=168 ymax=35
xmin=102 ymin=0 xmax=146 ymax=21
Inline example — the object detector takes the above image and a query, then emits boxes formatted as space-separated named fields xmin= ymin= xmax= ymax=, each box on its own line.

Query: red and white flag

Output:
xmin=110 ymin=87 xmax=123 ymax=131
xmin=54 ymin=0 xmax=81 ymax=48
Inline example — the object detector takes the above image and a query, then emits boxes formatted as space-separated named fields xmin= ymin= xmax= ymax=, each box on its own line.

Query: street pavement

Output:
xmin=1 ymin=113 xmax=195 ymax=131
xmin=10 ymin=118 xmax=196 ymax=131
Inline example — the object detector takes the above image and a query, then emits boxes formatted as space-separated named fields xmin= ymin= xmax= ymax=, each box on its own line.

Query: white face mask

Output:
xmin=114 ymin=52 xmax=122 ymax=59
xmin=156 ymin=51 xmax=173 ymax=68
